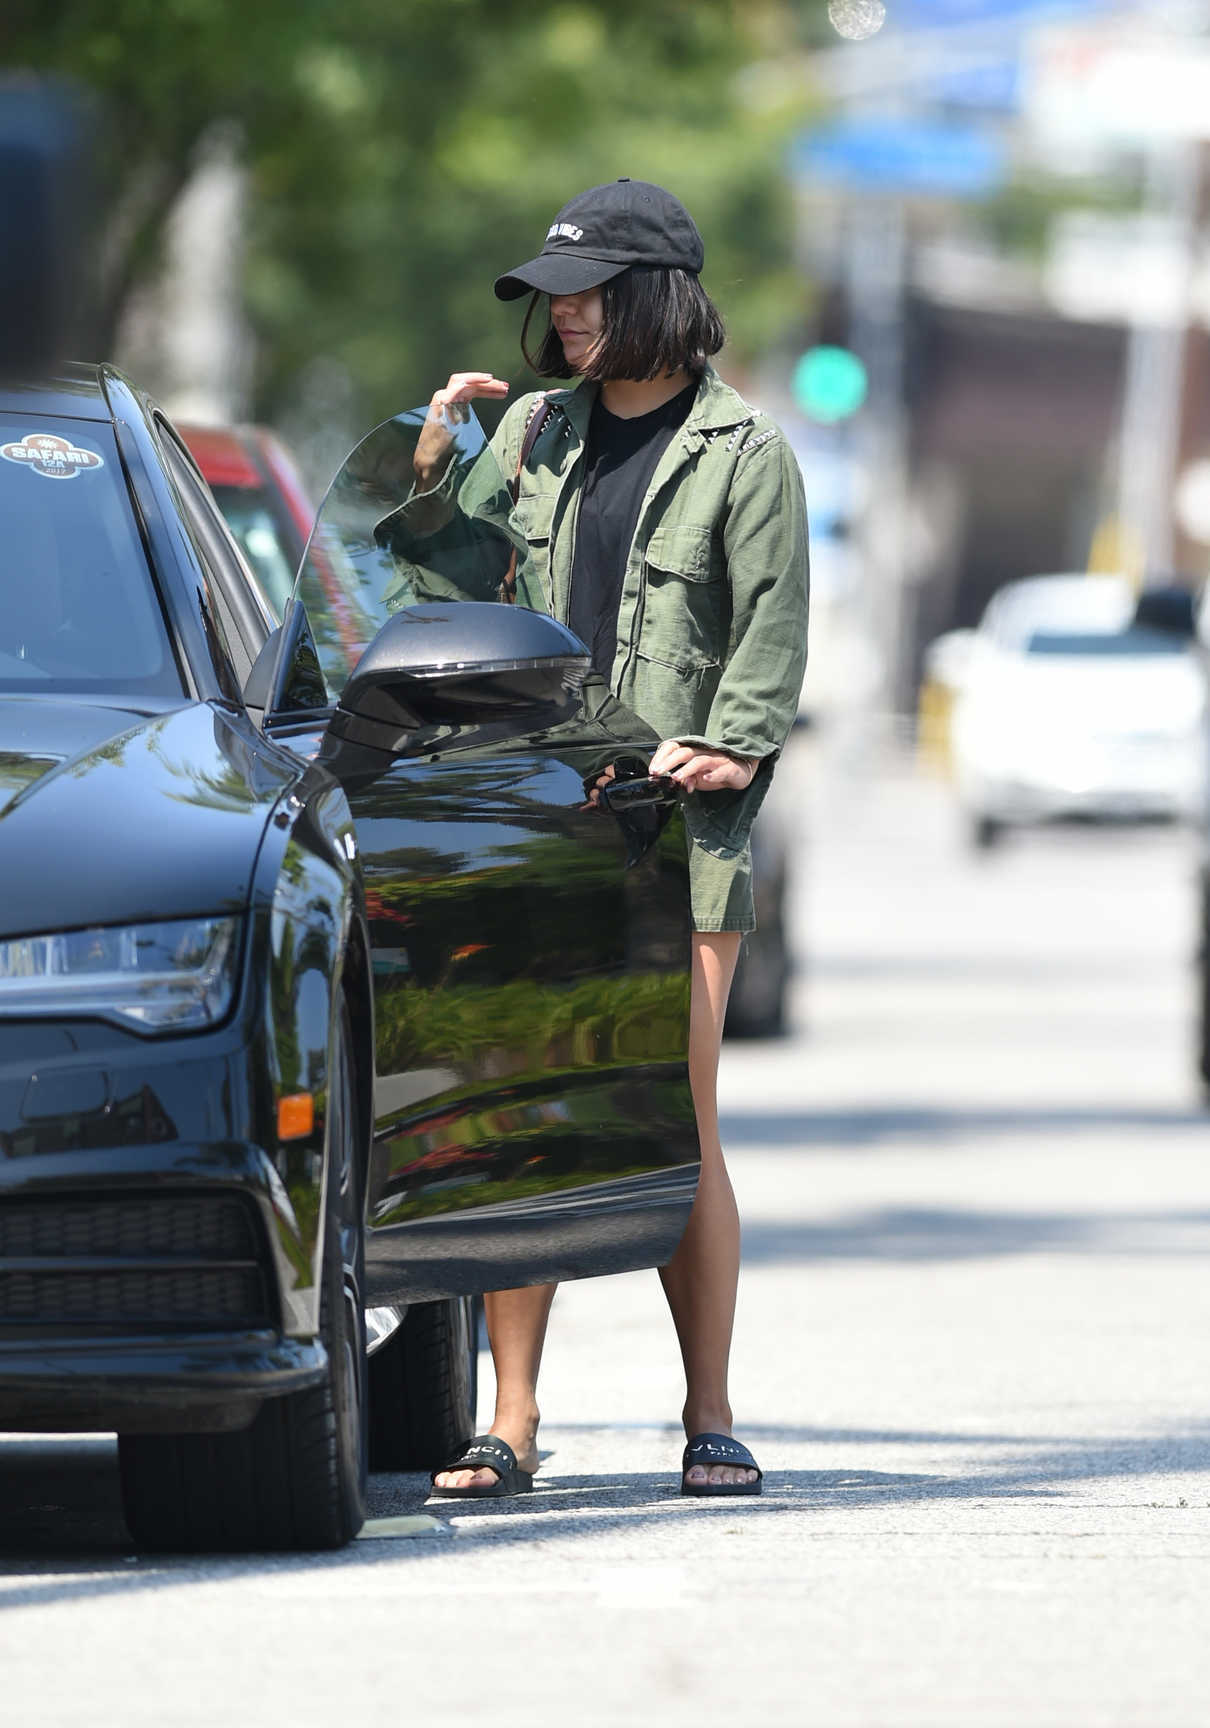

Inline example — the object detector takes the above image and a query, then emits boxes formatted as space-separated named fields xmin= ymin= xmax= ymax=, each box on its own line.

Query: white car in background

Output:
xmin=950 ymin=574 xmax=1206 ymax=848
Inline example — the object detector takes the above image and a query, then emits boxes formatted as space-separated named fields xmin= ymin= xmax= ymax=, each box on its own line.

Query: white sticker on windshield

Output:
xmin=0 ymin=431 xmax=105 ymax=479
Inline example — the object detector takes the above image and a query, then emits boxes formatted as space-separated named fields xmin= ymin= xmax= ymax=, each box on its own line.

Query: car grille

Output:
xmin=0 ymin=1194 xmax=259 ymax=1261
xmin=0 ymin=1193 xmax=273 ymax=1333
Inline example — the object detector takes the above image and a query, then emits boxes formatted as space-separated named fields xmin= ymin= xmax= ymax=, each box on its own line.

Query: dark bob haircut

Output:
xmin=521 ymin=265 xmax=726 ymax=382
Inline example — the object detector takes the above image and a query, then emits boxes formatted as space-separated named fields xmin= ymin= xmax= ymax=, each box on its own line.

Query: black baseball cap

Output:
xmin=493 ymin=178 xmax=704 ymax=302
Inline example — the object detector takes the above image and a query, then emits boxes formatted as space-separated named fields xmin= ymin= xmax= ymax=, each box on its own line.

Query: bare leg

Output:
xmin=431 ymin=1282 xmax=555 ymax=1489
xmin=658 ymin=931 xmax=757 ymax=1487
xmin=432 ymin=934 xmax=751 ymax=1492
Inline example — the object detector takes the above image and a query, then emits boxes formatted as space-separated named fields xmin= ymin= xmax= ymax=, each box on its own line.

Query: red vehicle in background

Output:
xmin=177 ymin=423 xmax=314 ymax=617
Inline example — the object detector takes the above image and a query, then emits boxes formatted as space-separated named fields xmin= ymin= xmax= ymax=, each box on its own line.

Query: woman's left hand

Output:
xmin=649 ymin=740 xmax=758 ymax=794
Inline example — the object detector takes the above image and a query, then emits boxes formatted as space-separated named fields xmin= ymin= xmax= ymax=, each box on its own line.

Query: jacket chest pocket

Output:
xmin=514 ymin=485 xmax=559 ymax=605
xmin=640 ymin=523 xmax=725 ymax=675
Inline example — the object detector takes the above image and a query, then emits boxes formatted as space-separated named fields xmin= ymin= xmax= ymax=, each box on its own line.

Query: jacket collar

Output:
xmin=548 ymin=362 xmax=755 ymax=441
xmin=686 ymin=363 xmax=758 ymax=434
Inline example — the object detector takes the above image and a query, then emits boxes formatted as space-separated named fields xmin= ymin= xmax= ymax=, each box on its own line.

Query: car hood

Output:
xmin=0 ymin=698 xmax=299 ymax=939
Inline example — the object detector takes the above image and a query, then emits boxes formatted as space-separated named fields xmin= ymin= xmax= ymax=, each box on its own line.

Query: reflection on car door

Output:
xmin=345 ymin=707 xmax=693 ymax=1303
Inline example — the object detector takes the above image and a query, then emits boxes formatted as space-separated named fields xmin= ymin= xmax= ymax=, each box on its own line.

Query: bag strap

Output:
xmin=507 ymin=394 xmax=555 ymax=504
xmin=501 ymin=395 xmax=556 ymax=601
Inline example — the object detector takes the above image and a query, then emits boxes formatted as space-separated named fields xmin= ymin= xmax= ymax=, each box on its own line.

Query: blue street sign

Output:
xmin=791 ymin=117 xmax=1006 ymax=198
xmin=896 ymin=0 xmax=1101 ymax=22
xmin=925 ymin=57 xmax=1021 ymax=111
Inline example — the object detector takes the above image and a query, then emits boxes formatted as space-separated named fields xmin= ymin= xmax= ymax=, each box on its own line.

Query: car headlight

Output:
xmin=0 ymin=916 xmax=242 ymax=1034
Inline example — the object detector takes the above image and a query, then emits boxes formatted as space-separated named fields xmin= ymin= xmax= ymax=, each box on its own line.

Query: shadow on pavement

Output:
xmin=721 ymin=1104 xmax=1208 ymax=1150
xmin=411 ymin=1417 xmax=1210 ymax=1536
xmin=810 ymin=953 xmax=1181 ymax=983
xmin=739 ymin=1204 xmax=1210 ymax=1265
xmin=1 ymin=1419 xmax=1207 ymax=1607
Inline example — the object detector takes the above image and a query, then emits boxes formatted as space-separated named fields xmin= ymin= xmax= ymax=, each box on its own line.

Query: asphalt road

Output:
xmin=3 ymin=735 xmax=1209 ymax=1727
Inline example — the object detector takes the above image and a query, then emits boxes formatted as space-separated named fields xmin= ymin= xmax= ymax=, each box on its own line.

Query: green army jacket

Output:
xmin=495 ymin=366 xmax=809 ymax=858
xmin=386 ymin=364 xmax=809 ymax=858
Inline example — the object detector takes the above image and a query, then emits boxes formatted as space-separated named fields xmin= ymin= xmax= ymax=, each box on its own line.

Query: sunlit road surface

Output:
xmin=3 ymin=732 xmax=1210 ymax=1727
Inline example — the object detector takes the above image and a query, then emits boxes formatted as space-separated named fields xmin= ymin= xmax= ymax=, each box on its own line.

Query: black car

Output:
xmin=0 ymin=368 xmax=697 ymax=1550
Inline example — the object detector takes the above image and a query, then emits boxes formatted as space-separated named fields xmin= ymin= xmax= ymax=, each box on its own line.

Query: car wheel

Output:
xmin=970 ymin=813 xmax=1004 ymax=851
xmin=118 ymin=1004 xmax=367 ymax=1552
xmin=725 ymin=841 xmax=790 ymax=1041
xmin=725 ymin=920 xmax=789 ymax=1039
xmin=367 ymin=1295 xmax=480 ymax=1471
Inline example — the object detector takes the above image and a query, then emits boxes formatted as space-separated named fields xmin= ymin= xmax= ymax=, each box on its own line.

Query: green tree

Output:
xmin=4 ymin=1 xmax=807 ymax=425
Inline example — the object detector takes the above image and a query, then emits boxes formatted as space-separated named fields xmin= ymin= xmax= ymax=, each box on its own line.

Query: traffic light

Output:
xmin=792 ymin=346 xmax=868 ymax=424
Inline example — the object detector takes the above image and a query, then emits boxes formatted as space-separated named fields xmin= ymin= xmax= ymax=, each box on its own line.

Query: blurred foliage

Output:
xmin=4 ymin=0 xmax=811 ymax=423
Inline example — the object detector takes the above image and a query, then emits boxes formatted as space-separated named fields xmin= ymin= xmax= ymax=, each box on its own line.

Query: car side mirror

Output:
xmin=248 ymin=598 xmax=330 ymax=723
xmin=332 ymin=601 xmax=591 ymax=743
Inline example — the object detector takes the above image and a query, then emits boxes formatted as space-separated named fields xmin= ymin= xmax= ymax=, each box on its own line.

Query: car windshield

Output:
xmin=292 ymin=405 xmax=525 ymax=703
xmin=1026 ymin=627 xmax=1189 ymax=657
xmin=0 ymin=416 xmax=182 ymax=697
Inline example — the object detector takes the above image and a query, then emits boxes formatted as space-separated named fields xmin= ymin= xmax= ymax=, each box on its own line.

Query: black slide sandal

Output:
xmin=429 ymin=1434 xmax=534 ymax=1499
xmin=681 ymin=1432 xmax=763 ymax=1497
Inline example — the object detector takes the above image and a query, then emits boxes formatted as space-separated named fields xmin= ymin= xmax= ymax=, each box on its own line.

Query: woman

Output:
xmin=421 ymin=178 xmax=808 ymax=1498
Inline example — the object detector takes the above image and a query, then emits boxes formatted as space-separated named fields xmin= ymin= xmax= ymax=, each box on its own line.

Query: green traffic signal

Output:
xmin=792 ymin=346 xmax=868 ymax=423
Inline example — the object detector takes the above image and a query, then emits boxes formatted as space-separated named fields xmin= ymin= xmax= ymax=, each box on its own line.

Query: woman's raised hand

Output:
xmin=413 ymin=372 xmax=510 ymax=491
xmin=648 ymin=740 xmax=759 ymax=795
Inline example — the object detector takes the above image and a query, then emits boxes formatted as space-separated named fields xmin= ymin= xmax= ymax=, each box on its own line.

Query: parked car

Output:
xmin=950 ymin=574 xmax=1206 ymax=848
xmin=177 ymin=421 xmax=315 ymax=618
xmin=0 ymin=368 xmax=698 ymax=1551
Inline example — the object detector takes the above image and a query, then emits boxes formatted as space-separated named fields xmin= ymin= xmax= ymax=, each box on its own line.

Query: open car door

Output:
xmin=267 ymin=406 xmax=697 ymax=1304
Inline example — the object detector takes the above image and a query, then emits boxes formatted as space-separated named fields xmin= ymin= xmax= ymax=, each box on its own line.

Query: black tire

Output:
xmin=725 ymin=819 xmax=792 ymax=1040
xmin=368 ymin=1294 xmax=479 ymax=1471
xmin=119 ymin=1006 xmax=368 ymax=1552
xmin=971 ymin=813 xmax=1004 ymax=852
xmin=725 ymin=922 xmax=789 ymax=1039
